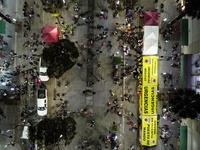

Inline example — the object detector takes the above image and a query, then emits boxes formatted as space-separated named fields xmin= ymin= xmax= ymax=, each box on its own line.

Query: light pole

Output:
xmin=0 ymin=134 xmax=12 ymax=138
xmin=1 ymin=131 xmax=12 ymax=139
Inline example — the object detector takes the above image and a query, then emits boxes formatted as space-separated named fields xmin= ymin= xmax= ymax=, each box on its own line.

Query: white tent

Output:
xmin=143 ymin=26 xmax=159 ymax=55
xmin=20 ymin=125 xmax=29 ymax=139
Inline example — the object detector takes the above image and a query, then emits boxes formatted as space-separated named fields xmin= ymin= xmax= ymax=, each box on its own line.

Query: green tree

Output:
xmin=169 ymin=0 xmax=200 ymax=26
xmin=168 ymin=88 xmax=200 ymax=119
xmin=29 ymin=116 xmax=77 ymax=147
xmin=107 ymin=0 xmax=137 ymax=12
xmin=42 ymin=39 xmax=79 ymax=78
xmin=40 ymin=0 xmax=65 ymax=13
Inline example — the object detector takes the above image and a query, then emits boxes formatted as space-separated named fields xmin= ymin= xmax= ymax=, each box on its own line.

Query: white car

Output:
xmin=37 ymin=88 xmax=48 ymax=116
xmin=39 ymin=57 xmax=49 ymax=81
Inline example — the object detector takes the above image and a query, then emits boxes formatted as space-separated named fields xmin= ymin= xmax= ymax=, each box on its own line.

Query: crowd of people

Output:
xmin=0 ymin=0 xmax=184 ymax=149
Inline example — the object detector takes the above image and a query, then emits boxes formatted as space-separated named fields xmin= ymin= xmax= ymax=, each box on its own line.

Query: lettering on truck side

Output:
xmin=148 ymin=67 xmax=151 ymax=83
xmin=144 ymin=86 xmax=148 ymax=114
xmin=147 ymin=123 xmax=150 ymax=140
xmin=144 ymin=68 xmax=147 ymax=82
xmin=154 ymin=60 xmax=157 ymax=74
xmin=143 ymin=127 xmax=146 ymax=141
xmin=151 ymin=86 xmax=155 ymax=114
xmin=151 ymin=118 xmax=154 ymax=139
xmin=154 ymin=120 xmax=157 ymax=134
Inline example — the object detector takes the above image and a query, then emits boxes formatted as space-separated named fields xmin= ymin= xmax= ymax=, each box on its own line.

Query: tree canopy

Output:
xmin=169 ymin=0 xmax=200 ymax=26
xmin=42 ymin=39 xmax=79 ymax=78
xmin=168 ymin=88 xmax=200 ymax=119
xmin=40 ymin=0 xmax=65 ymax=13
xmin=29 ymin=116 xmax=77 ymax=147
xmin=185 ymin=0 xmax=200 ymax=19
xmin=107 ymin=0 xmax=137 ymax=12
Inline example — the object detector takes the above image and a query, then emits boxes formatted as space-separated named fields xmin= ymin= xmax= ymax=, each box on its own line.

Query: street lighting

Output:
xmin=0 ymin=134 xmax=12 ymax=138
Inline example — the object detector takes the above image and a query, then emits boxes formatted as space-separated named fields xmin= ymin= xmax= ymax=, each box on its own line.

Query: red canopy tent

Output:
xmin=144 ymin=11 xmax=158 ymax=26
xmin=42 ymin=26 xmax=60 ymax=43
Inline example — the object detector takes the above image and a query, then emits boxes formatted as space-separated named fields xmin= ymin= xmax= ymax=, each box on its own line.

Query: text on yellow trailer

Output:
xmin=141 ymin=115 xmax=157 ymax=146
xmin=142 ymin=56 xmax=158 ymax=86
xmin=139 ymin=86 xmax=157 ymax=115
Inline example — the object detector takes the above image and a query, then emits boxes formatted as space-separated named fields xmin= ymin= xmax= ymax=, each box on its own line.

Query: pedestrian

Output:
xmin=21 ymin=64 xmax=26 ymax=68
xmin=36 ymin=14 xmax=40 ymax=18
xmin=5 ymin=14 xmax=10 ymax=18
xmin=158 ymin=44 xmax=162 ymax=49
xmin=103 ymin=15 xmax=108 ymax=20
xmin=163 ymin=49 xmax=167 ymax=53
xmin=3 ymin=42 xmax=8 ymax=45
xmin=7 ymin=35 xmax=12 ymax=38
xmin=101 ymin=42 xmax=105 ymax=46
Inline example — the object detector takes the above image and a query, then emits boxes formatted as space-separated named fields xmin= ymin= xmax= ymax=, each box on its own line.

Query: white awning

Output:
xmin=143 ymin=26 xmax=159 ymax=55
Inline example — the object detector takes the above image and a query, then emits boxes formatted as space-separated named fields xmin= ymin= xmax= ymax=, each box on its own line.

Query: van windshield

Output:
xmin=38 ymin=107 xmax=46 ymax=111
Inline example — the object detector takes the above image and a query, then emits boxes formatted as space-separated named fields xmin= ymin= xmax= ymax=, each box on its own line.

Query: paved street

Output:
xmin=0 ymin=0 xmax=194 ymax=150
xmin=1 ymin=0 xmax=140 ymax=149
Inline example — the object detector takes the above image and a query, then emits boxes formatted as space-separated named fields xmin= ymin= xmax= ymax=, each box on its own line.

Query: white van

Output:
xmin=39 ymin=57 xmax=49 ymax=82
xmin=37 ymin=88 xmax=48 ymax=116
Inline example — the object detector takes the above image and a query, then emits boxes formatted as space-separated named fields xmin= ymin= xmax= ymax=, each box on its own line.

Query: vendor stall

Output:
xmin=143 ymin=26 xmax=159 ymax=55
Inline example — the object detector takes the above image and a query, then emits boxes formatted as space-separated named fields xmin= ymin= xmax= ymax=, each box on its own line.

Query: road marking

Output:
xmin=14 ymin=33 xmax=17 ymax=67
xmin=42 ymin=8 xmax=44 ymax=23
xmin=14 ymin=0 xmax=19 ymax=68
xmin=121 ymin=49 xmax=126 ymax=149
xmin=12 ymin=0 xmax=19 ymax=142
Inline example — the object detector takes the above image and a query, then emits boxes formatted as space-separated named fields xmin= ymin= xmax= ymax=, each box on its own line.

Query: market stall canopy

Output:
xmin=180 ymin=126 xmax=187 ymax=150
xmin=113 ymin=56 xmax=121 ymax=65
xmin=143 ymin=26 xmax=159 ymax=55
xmin=144 ymin=11 xmax=158 ymax=26
xmin=42 ymin=26 xmax=60 ymax=43
xmin=0 ymin=20 xmax=6 ymax=34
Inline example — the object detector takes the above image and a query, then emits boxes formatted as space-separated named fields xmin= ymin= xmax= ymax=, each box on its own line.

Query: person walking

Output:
xmin=7 ymin=35 xmax=12 ymax=38
xmin=36 ymin=14 xmax=40 ymax=18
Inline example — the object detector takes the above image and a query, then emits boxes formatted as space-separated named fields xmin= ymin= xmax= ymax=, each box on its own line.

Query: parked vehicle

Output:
xmin=39 ymin=57 xmax=49 ymax=82
xmin=37 ymin=87 xmax=47 ymax=116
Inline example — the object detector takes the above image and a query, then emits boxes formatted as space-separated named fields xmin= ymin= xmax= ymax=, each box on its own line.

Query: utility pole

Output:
xmin=0 ymin=12 xmax=13 ymax=24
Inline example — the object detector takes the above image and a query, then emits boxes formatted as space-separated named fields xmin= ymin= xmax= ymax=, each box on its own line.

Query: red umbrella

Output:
xmin=144 ymin=11 xmax=158 ymax=26
xmin=42 ymin=26 xmax=60 ymax=43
